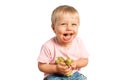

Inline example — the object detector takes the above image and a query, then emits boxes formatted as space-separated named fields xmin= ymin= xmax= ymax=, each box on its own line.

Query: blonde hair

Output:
xmin=51 ymin=5 xmax=80 ymax=25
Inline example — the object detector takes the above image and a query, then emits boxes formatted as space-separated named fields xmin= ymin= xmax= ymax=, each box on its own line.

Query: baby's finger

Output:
xmin=59 ymin=62 xmax=66 ymax=66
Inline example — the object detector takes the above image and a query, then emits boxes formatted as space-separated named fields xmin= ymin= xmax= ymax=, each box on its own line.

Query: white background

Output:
xmin=0 ymin=0 xmax=120 ymax=80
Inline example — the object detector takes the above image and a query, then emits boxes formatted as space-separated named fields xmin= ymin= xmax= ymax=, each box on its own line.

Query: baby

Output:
xmin=37 ymin=5 xmax=89 ymax=80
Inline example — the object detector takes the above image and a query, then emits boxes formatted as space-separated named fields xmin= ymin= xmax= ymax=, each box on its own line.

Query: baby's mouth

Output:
xmin=63 ymin=33 xmax=73 ymax=41
xmin=63 ymin=33 xmax=73 ymax=36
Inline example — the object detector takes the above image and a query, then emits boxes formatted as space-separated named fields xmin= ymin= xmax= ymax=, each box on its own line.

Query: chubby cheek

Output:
xmin=74 ymin=28 xmax=79 ymax=34
xmin=55 ymin=31 xmax=64 ymax=38
xmin=55 ymin=27 xmax=65 ymax=35
xmin=75 ymin=30 xmax=78 ymax=35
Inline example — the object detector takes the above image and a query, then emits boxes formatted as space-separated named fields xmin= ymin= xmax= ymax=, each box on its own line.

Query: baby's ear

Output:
xmin=51 ymin=24 xmax=54 ymax=30
xmin=51 ymin=24 xmax=56 ymax=33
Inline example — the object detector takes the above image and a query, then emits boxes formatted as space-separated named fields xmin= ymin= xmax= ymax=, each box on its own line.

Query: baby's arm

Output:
xmin=38 ymin=62 xmax=72 ymax=75
xmin=38 ymin=62 xmax=57 ymax=74
xmin=71 ymin=58 xmax=88 ymax=69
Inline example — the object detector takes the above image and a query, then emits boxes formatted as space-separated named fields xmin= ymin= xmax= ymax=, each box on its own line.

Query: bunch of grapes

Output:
xmin=55 ymin=57 xmax=73 ymax=76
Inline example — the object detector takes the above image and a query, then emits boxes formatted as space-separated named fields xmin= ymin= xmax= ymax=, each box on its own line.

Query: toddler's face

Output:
xmin=53 ymin=14 xmax=79 ymax=46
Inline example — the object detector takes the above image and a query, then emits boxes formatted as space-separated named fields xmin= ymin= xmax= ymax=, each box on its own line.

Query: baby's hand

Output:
xmin=56 ymin=62 xmax=72 ymax=75
xmin=70 ymin=61 xmax=77 ymax=70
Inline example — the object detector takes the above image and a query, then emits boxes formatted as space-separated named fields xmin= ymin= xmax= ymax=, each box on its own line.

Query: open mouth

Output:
xmin=63 ymin=33 xmax=73 ymax=36
xmin=63 ymin=33 xmax=73 ymax=41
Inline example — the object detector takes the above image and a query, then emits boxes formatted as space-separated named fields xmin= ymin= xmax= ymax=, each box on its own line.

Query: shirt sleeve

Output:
xmin=37 ymin=44 xmax=52 ymax=64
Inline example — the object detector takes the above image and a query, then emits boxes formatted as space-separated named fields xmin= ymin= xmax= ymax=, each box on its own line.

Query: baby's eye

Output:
xmin=61 ymin=23 xmax=66 ymax=25
xmin=72 ymin=23 xmax=77 ymax=26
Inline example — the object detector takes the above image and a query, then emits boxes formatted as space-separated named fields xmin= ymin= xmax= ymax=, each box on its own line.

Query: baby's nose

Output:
xmin=66 ymin=25 xmax=72 ymax=30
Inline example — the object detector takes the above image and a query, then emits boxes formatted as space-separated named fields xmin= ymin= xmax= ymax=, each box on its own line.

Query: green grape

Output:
xmin=55 ymin=57 xmax=65 ymax=64
xmin=64 ymin=73 xmax=73 ymax=77
xmin=65 ymin=58 xmax=73 ymax=66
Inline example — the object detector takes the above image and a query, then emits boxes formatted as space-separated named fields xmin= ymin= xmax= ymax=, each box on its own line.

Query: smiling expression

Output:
xmin=52 ymin=13 xmax=79 ymax=46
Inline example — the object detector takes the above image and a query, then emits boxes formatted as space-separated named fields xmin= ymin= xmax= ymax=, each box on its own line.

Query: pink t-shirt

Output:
xmin=37 ymin=37 xmax=89 ymax=77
